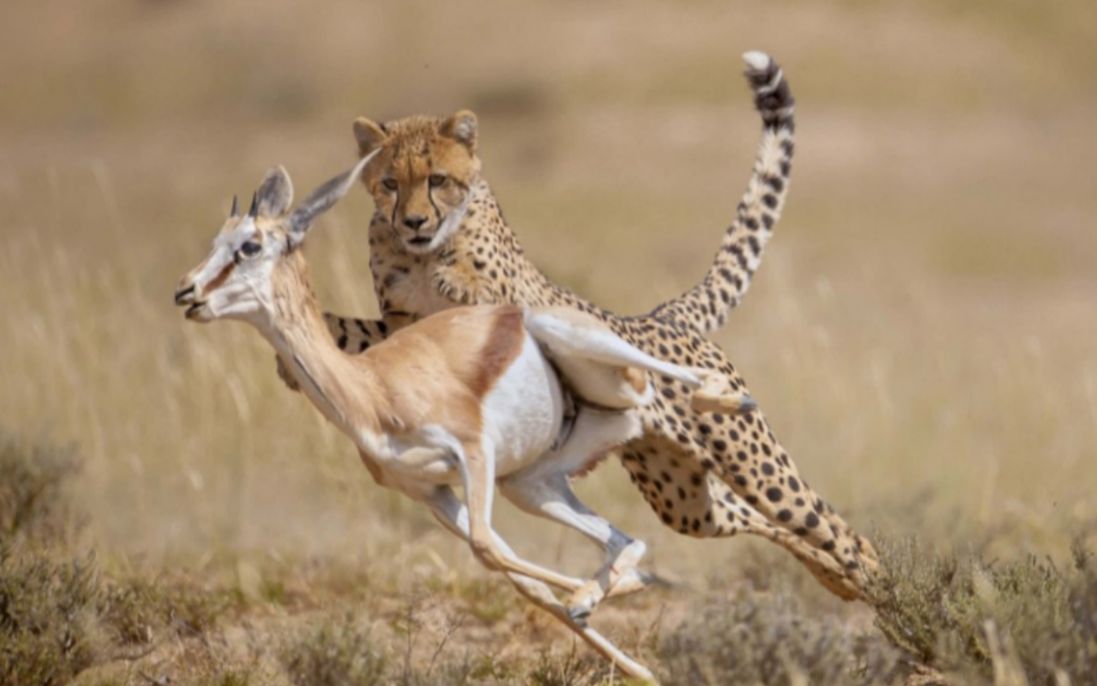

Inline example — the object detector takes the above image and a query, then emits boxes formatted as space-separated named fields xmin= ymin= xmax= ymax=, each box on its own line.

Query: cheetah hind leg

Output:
xmin=726 ymin=493 xmax=865 ymax=601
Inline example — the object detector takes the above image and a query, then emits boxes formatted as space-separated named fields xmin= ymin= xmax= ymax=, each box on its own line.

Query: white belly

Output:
xmin=480 ymin=333 xmax=565 ymax=477
xmin=355 ymin=333 xmax=564 ymax=493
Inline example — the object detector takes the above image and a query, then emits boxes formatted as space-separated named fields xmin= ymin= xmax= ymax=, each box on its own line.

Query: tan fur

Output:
xmin=314 ymin=54 xmax=880 ymax=601
xmin=690 ymin=371 xmax=754 ymax=413
xmin=181 ymin=214 xmax=662 ymax=680
xmin=204 ymin=237 xmax=509 ymax=450
xmin=621 ymin=367 xmax=647 ymax=395
xmin=354 ymin=112 xmax=480 ymax=251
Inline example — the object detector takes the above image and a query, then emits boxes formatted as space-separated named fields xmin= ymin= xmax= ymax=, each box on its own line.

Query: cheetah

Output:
xmin=301 ymin=52 xmax=878 ymax=600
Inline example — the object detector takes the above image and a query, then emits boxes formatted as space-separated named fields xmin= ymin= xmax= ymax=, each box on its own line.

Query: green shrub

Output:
xmin=0 ymin=545 xmax=104 ymax=686
xmin=0 ymin=430 xmax=80 ymax=544
xmin=279 ymin=613 xmax=386 ymax=686
xmin=870 ymin=536 xmax=1097 ymax=685
xmin=98 ymin=574 xmax=235 ymax=645
xmin=525 ymin=646 xmax=617 ymax=686
xmin=659 ymin=586 xmax=903 ymax=685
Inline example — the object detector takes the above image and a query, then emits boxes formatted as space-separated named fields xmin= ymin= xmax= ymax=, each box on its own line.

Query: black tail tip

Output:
xmin=741 ymin=51 xmax=794 ymax=127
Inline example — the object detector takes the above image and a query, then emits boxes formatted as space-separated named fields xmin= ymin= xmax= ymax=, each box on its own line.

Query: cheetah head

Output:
xmin=352 ymin=111 xmax=481 ymax=256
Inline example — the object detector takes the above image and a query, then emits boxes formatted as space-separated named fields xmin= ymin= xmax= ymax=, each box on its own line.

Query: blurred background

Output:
xmin=1 ymin=0 xmax=1096 ymax=681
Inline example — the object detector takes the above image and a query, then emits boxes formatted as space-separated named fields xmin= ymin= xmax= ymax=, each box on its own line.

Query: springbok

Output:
xmin=174 ymin=155 xmax=752 ymax=682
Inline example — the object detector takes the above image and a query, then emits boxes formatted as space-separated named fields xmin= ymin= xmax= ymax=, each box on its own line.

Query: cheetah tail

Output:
xmin=650 ymin=51 xmax=795 ymax=334
xmin=687 ymin=368 xmax=758 ymax=415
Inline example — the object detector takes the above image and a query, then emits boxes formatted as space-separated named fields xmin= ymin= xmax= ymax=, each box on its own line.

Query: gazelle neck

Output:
xmin=255 ymin=251 xmax=390 ymax=435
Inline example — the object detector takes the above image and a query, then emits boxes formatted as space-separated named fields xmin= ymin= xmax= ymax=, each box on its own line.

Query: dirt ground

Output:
xmin=2 ymin=1 xmax=1095 ymax=684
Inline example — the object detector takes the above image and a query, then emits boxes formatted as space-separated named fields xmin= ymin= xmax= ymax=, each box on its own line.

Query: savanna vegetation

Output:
xmin=2 ymin=0 xmax=1095 ymax=683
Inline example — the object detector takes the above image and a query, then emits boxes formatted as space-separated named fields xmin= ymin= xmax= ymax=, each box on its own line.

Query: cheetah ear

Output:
xmin=440 ymin=110 xmax=478 ymax=151
xmin=352 ymin=117 xmax=387 ymax=155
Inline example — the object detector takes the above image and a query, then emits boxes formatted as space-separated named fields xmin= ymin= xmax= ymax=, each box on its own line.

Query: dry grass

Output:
xmin=869 ymin=535 xmax=1097 ymax=685
xmin=2 ymin=0 xmax=1096 ymax=683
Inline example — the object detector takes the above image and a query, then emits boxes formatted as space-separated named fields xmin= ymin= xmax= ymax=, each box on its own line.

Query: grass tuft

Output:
xmin=526 ymin=646 xmax=618 ymax=686
xmin=99 ymin=573 xmax=236 ymax=645
xmin=659 ymin=584 xmax=903 ymax=685
xmin=279 ymin=612 xmax=386 ymax=686
xmin=0 ymin=545 xmax=104 ymax=686
xmin=869 ymin=535 xmax=1097 ymax=685
xmin=0 ymin=429 xmax=80 ymax=545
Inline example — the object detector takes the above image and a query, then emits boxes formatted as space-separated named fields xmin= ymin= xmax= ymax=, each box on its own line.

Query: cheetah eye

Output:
xmin=382 ymin=178 xmax=398 ymax=192
xmin=428 ymin=173 xmax=447 ymax=188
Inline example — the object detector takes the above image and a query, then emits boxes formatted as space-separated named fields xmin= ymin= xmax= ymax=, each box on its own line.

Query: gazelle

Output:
xmin=174 ymin=155 xmax=752 ymax=682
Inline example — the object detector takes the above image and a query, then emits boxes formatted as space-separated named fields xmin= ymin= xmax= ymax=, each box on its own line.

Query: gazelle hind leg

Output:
xmin=458 ymin=440 xmax=597 ymax=594
xmin=500 ymin=470 xmax=650 ymax=621
xmin=500 ymin=408 xmax=652 ymax=620
xmin=421 ymin=485 xmax=588 ymax=592
xmin=423 ymin=486 xmax=656 ymax=683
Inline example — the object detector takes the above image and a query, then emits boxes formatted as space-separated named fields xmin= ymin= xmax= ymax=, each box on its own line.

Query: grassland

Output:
xmin=1 ymin=0 xmax=1095 ymax=683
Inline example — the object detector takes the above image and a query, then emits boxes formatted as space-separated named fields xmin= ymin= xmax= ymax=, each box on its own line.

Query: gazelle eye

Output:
xmin=239 ymin=240 xmax=262 ymax=257
xmin=382 ymin=178 xmax=398 ymax=192
xmin=428 ymin=173 xmax=446 ymax=188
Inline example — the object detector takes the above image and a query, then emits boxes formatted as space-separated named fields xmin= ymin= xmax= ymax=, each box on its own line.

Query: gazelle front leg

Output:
xmin=421 ymin=485 xmax=656 ymax=684
xmin=416 ymin=484 xmax=588 ymax=593
xmin=458 ymin=440 xmax=593 ymax=594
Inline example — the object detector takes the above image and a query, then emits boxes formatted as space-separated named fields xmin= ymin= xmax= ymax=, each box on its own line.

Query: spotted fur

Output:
xmin=318 ymin=54 xmax=877 ymax=599
xmin=650 ymin=51 xmax=796 ymax=332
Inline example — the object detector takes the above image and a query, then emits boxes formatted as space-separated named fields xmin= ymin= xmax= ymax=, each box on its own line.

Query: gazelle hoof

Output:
xmin=567 ymin=603 xmax=592 ymax=626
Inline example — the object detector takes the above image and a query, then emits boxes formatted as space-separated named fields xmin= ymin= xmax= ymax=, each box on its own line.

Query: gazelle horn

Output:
xmin=248 ymin=192 xmax=258 ymax=218
xmin=230 ymin=194 xmax=239 ymax=217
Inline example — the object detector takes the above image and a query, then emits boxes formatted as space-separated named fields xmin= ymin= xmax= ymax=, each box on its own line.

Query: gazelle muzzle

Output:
xmin=173 ymin=281 xmax=207 ymax=320
xmin=174 ymin=284 xmax=196 ymax=306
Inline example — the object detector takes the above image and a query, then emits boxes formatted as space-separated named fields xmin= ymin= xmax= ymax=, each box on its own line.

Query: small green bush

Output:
xmin=98 ymin=574 xmax=235 ymax=645
xmin=279 ymin=613 xmax=386 ymax=686
xmin=526 ymin=646 xmax=617 ymax=686
xmin=0 ymin=545 xmax=104 ymax=686
xmin=870 ymin=536 xmax=1097 ymax=685
xmin=0 ymin=430 xmax=80 ymax=544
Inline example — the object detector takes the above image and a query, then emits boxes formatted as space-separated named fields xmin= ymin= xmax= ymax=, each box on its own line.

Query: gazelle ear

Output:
xmin=256 ymin=165 xmax=295 ymax=218
xmin=288 ymin=150 xmax=380 ymax=246
xmin=439 ymin=110 xmax=477 ymax=151
xmin=352 ymin=117 xmax=387 ymax=155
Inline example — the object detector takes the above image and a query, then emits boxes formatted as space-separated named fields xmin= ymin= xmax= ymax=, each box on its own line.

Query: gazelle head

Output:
xmin=174 ymin=152 xmax=377 ymax=324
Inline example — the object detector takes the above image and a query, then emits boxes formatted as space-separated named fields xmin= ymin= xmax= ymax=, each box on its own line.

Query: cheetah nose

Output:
xmin=403 ymin=215 xmax=427 ymax=230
